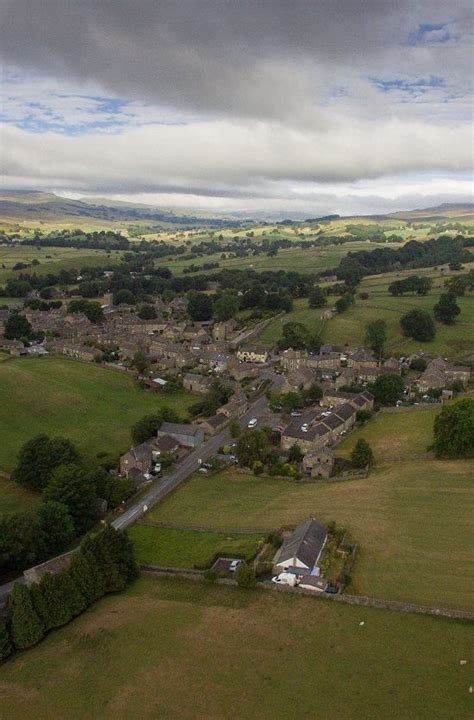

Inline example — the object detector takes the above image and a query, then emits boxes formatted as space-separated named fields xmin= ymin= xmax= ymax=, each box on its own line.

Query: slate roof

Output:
xmin=278 ymin=518 xmax=328 ymax=570
xmin=205 ymin=413 xmax=228 ymax=429
xmin=321 ymin=413 xmax=344 ymax=430
xmin=335 ymin=403 xmax=355 ymax=421
xmin=160 ymin=422 xmax=202 ymax=437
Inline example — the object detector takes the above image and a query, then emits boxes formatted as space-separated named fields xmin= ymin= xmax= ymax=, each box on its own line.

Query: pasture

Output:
xmin=0 ymin=576 xmax=471 ymax=720
xmin=321 ymin=265 xmax=474 ymax=358
xmin=146 ymin=408 xmax=473 ymax=610
xmin=0 ymin=245 xmax=119 ymax=284
xmin=129 ymin=525 xmax=263 ymax=568
xmin=0 ymin=357 xmax=194 ymax=473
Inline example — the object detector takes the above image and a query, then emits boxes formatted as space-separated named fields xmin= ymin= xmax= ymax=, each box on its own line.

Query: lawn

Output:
xmin=0 ymin=576 xmax=471 ymax=720
xmin=129 ymin=525 xmax=263 ymax=568
xmin=0 ymin=357 xmax=194 ymax=473
xmin=336 ymin=406 xmax=440 ymax=459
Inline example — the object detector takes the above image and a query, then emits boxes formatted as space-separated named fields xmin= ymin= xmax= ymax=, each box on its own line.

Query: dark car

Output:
xmin=325 ymin=584 xmax=339 ymax=595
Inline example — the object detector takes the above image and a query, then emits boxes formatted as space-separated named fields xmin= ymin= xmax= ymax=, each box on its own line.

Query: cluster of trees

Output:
xmin=369 ymin=374 xmax=405 ymax=406
xmin=400 ymin=309 xmax=436 ymax=342
xmin=22 ymin=229 xmax=129 ymax=250
xmin=267 ymin=383 xmax=323 ymax=413
xmin=277 ymin=321 xmax=320 ymax=352
xmin=1 ymin=526 xmax=137 ymax=658
xmin=433 ymin=293 xmax=461 ymax=325
xmin=433 ymin=399 xmax=474 ymax=459
xmin=444 ymin=269 xmax=474 ymax=296
xmin=186 ymin=285 xmax=293 ymax=323
xmin=336 ymin=236 xmax=471 ymax=283
xmin=68 ymin=299 xmax=104 ymax=324
xmin=388 ymin=275 xmax=432 ymax=296
xmin=335 ymin=292 xmax=355 ymax=314
xmin=130 ymin=407 xmax=181 ymax=444
xmin=1 ymin=436 xmax=134 ymax=577
xmin=3 ymin=313 xmax=35 ymax=342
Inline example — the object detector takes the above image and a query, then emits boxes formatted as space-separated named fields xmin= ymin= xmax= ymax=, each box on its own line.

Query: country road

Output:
xmin=112 ymin=394 xmax=268 ymax=530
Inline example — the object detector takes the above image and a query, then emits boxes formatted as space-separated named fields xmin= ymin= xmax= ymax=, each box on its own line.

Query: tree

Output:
xmin=85 ymin=526 xmax=138 ymax=593
xmin=365 ymin=319 xmax=387 ymax=357
xmin=335 ymin=293 xmax=354 ymax=314
xmin=229 ymin=420 xmax=241 ymax=439
xmin=131 ymin=350 xmax=149 ymax=374
xmin=409 ymin=357 xmax=427 ymax=372
xmin=8 ymin=583 xmax=44 ymax=650
xmin=36 ymin=573 xmax=73 ymax=629
xmin=0 ymin=512 xmax=43 ymax=575
xmin=236 ymin=429 xmax=271 ymax=468
xmin=187 ymin=291 xmax=213 ymax=321
xmin=137 ymin=304 xmax=157 ymax=320
xmin=44 ymin=464 xmax=98 ymax=534
xmin=235 ymin=562 xmax=256 ymax=588
xmin=400 ymin=309 xmax=435 ymax=342
xmin=351 ymin=439 xmax=374 ymax=468
xmin=308 ymin=286 xmax=327 ymax=308
xmin=68 ymin=299 xmax=104 ymax=323
xmin=371 ymin=374 xmax=405 ymax=406
xmin=68 ymin=549 xmax=105 ymax=605
xmin=13 ymin=435 xmax=78 ymax=491
xmin=36 ymin=501 xmax=75 ymax=557
xmin=213 ymin=294 xmax=239 ymax=322
xmin=131 ymin=408 xmax=179 ymax=444
xmin=4 ymin=313 xmax=32 ymax=340
xmin=288 ymin=444 xmax=304 ymax=463
xmin=113 ymin=289 xmax=135 ymax=305
xmin=0 ymin=619 xmax=12 ymax=660
xmin=433 ymin=293 xmax=461 ymax=325
xmin=277 ymin=322 xmax=309 ymax=350
xmin=433 ymin=399 xmax=474 ymax=458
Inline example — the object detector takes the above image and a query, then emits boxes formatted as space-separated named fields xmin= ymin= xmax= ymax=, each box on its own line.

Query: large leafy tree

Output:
xmin=4 ymin=313 xmax=32 ymax=340
xmin=351 ymin=439 xmax=374 ymax=468
xmin=0 ymin=512 xmax=42 ymax=575
xmin=308 ymin=286 xmax=327 ymax=308
xmin=14 ymin=434 xmax=78 ymax=491
xmin=131 ymin=407 xmax=179 ymax=444
xmin=433 ymin=399 xmax=474 ymax=458
xmin=187 ymin=291 xmax=213 ymax=321
xmin=36 ymin=501 xmax=75 ymax=557
xmin=400 ymin=309 xmax=435 ymax=342
xmin=236 ymin=429 xmax=271 ymax=468
xmin=213 ymin=293 xmax=239 ymax=322
xmin=365 ymin=319 xmax=387 ymax=357
xmin=433 ymin=293 xmax=461 ymax=325
xmin=43 ymin=464 xmax=98 ymax=534
xmin=371 ymin=374 xmax=404 ymax=406
xmin=8 ymin=583 xmax=44 ymax=650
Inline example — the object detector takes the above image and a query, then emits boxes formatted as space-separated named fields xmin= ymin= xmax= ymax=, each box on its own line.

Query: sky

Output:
xmin=0 ymin=0 xmax=473 ymax=218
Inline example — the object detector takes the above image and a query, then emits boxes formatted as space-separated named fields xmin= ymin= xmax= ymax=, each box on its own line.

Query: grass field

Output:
xmin=0 ymin=357 xmax=194 ymax=473
xmin=0 ymin=475 xmax=41 ymax=516
xmin=129 ymin=525 xmax=263 ymax=567
xmin=320 ymin=265 xmax=474 ymax=358
xmin=0 ymin=576 xmax=471 ymax=720
xmin=259 ymin=298 xmax=326 ymax=346
xmin=0 ymin=245 xmax=120 ymax=284
xmin=146 ymin=408 xmax=473 ymax=610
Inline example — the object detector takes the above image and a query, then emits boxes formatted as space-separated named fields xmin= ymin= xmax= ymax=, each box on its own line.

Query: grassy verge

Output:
xmin=0 ymin=576 xmax=471 ymax=720
xmin=129 ymin=525 xmax=263 ymax=568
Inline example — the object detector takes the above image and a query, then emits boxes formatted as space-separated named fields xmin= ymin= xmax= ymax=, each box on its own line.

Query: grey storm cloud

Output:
xmin=0 ymin=0 xmax=472 ymax=123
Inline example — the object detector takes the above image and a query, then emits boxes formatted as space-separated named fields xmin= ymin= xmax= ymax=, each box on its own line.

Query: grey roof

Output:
xmin=299 ymin=576 xmax=328 ymax=590
xmin=155 ymin=434 xmax=179 ymax=452
xmin=321 ymin=413 xmax=344 ymax=430
xmin=160 ymin=422 xmax=202 ymax=437
xmin=335 ymin=403 xmax=356 ymax=421
xmin=205 ymin=413 xmax=228 ymax=429
xmin=131 ymin=441 xmax=153 ymax=461
xmin=278 ymin=518 xmax=328 ymax=570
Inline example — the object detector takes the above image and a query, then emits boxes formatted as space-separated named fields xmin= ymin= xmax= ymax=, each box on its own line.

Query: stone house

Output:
xmin=158 ymin=422 xmax=204 ymax=448
xmin=273 ymin=518 xmax=328 ymax=576
xmin=220 ymin=394 xmax=248 ymax=419
xmin=199 ymin=413 xmax=228 ymax=435
xmin=183 ymin=373 xmax=215 ymax=395
xmin=333 ymin=402 xmax=357 ymax=432
xmin=302 ymin=448 xmax=335 ymax=478
xmin=120 ymin=440 xmax=160 ymax=477
xmin=212 ymin=319 xmax=237 ymax=342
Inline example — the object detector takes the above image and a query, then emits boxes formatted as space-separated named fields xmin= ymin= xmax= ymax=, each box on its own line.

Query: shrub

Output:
xmin=235 ymin=562 xmax=257 ymax=588
xmin=351 ymin=439 xmax=374 ymax=468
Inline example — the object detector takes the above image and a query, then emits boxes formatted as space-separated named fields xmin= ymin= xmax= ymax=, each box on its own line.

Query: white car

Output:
xmin=229 ymin=560 xmax=243 ymax=572
xmin=247 ymin=418 xmax=258 ymax=428
xmin=272 ymin=573 xmax=298 ymax=587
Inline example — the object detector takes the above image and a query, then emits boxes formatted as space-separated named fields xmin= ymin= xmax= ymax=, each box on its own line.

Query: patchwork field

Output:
xmin=147 ymin=408 xmax=473 ymax=610
xmin=129 ymin=525 xmax=263 ymax=568
xmin=0 ymin=576 xmax=471 ymax=720
xmin=0 ymin=357 xmax=194 ymax=473
xmin=0 ymin=245 xmax=120 ymax=284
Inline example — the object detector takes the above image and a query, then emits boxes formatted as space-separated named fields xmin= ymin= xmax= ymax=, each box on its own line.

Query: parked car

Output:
xmin=247 ymin=418 xmax=258 ymax=428
xmin=290 ymin=411 xmax=302 ymax=417
xmin=325 ymin=584 xmax=339 ymax=594
xmin=229 ymin=560 xmax=243 ymax=572
xmin=272 ymin=573 xmax=298 ymax=587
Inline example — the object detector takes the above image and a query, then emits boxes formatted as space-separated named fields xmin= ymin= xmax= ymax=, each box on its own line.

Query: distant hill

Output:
xmin=0 ymin=191 xmax=245 ymax=229
xmin=0 ymin=190 xmax=472 ymax=229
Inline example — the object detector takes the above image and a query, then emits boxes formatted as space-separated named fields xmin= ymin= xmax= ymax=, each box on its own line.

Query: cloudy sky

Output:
xmin=0 ymin=0 xmax=473 ymax=217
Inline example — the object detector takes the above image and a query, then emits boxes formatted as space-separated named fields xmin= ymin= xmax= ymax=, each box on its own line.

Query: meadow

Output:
xmin=129 ymin=525 xmax=263 ymax=568
xmin=0 ymin=357 xmax=194 ymax=473
xmin=0 ymin=576 xmax=471 ymax=720
xmin=0 ymin=245 xmax=121 ymax=284
xmin=147 ymin=408 xmax=473 ymax=610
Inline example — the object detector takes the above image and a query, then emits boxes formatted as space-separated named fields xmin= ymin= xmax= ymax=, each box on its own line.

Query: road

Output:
xmin=112 ymin=394 xmax=268 ymax=531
